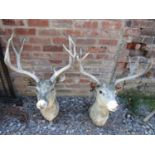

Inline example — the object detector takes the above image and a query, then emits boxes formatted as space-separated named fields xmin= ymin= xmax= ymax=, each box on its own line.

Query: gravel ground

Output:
xmin=0 ymin=96 xmax=155 ymax=135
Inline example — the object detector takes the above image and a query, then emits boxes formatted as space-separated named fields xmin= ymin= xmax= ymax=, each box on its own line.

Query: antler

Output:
xmin=109 ymin=29 xmax=126 ymax=84
xmin=4 ymin=33 xmax=39 ymax=83
xmin=115 ymin=56 xmax=152 ymax=86
xmin=76 ymin=49 xmax=100 ymax=85
xmin=50 ymin=36 xmax=76 ymax=82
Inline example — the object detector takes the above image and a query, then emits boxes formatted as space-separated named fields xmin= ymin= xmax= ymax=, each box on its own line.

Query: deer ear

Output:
xmin=135 ymin=43 xmax=141 ymax=50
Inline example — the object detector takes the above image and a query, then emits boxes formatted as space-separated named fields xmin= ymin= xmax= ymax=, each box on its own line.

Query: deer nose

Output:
xmin=36 ymin=100 xmax=48 ymax=110
xmin=107 ymin=100 xmax=118 ymax=112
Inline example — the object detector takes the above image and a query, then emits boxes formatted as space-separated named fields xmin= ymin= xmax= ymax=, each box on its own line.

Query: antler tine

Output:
xmin=79 ymin=48 xmax=89 ymax=62
xmin=4 ymin=33 xmax=39 ymax=83
xmin=50 ymin=36 xmax=75 ymax=82
xmin=109 ymin=29 xmax=126 ymax=84
xmin=77 ymin=48 xmax=100 ymax=85
xmin=11 ymin=38 xmax=26 ymax=70
xmin=19 ymin=38 xmax=26 ymax=55
xmin=69 ymin=35 xmax=76 ymax=57
xmin=63 ymin=44 xmax=74 ymax=57
xmin=115 ymin=56 xmax=152 ymax=86
xmin=5 ymin=33 xmax=14 ymax=66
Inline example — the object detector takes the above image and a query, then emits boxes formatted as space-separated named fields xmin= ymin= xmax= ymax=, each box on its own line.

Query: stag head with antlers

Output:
xmin=73 ymin=37 xmax=152 ymax=126
xmin=4 ymin=33 xmax=76 ymax=121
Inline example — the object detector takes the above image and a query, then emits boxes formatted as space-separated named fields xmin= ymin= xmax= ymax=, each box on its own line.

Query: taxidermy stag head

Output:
xmin=73 ymin=38 xmax=152 ymax=126
xmin=4 ymin=33 xmax=76 ymax=121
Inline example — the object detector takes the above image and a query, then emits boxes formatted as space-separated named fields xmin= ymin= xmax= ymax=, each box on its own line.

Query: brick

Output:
xmin=84 ymin=60 xmax=103 ymax=66
xmin=52 ymin=53 xmax=69 ymax=60
xmin=80 ymin=78 xmax=90 ymax=83
xmin=49 ymin=60 xmax=62 ymax=64
xmin=29 ymin=37 xmax=51 ymax=44
xmin=96 ymin=54 xmax=110 ymax=59
xmin=125 ymin=28 xmax=140 ymax=36
xmin=43 ymin=45 xmax=63 ymax=52
xmin=38 ymin=29 xmax=60 ymax=36
xmin=117 ymin=62 xmax=127 ymax=70
xmin=57 ymin=89 xmax=75 ymax=95
xmin=28 ymin=19 xmax=49 ymax=27
xmin=15 ymin=28 xmax=36 ymax=35
xmin=102 ymin=20 xmax=122 ymax=30
xmin=65 ymin=84 xmax=89 ymax=89
xmin=23 ymin=44 xmax=41 ymax=51
xmin=64 ymin=29 xmax=83 ymax=37
xmin=65 ymin=72 xmax=80 ymax=78
xmin=21 ymin=53 xmax=31 ymax=59
xmin=85 ymin=53 xmax=94 ymax=59
xmin=0 ymin=28 xmax=12 ymax=35
xmin=132 ymin=36 xmax=145 ymax=43
xmin=132 ymin=20 xmax=143 ymax=27
xmin=67 ymin=89 xmax=90 ymax=96
xmin=53 ymin=37 xmax=67 ymax=44
xmin=44 ymin=72 xmax=53 ymax=79
xmin=63 ymin=78 xmax=73 ymax=83
xmin=99 ymin=39 xmax=117 ymax=45
xmin=84 ymin=30 xmax=100 ymax=37
xmin=2 ymin=19 xmax=24 ymax=26
xmin=140 ymin=28 xmax=155 ymax=36
xmin=76 ymin=38 xmax=96 ymax=45
xmin=96 ymin=54 xmax=105 ymax=59
xmin=118 ymin=55 xmax=128 ymax=63
xmin=73 ymin=20 xmax=84 ymax=28
xmin=132 ymin=20 xmax=155 ymax=28
xmin=87 ymin=46 xmax=107 ymax=53
xmin=50 ymin=20 xmax=73 ymax=28
xmin=31 ymin=52 xmax=51 ymax=59
xmin=83 ymin=21 xmax=98 ymax=29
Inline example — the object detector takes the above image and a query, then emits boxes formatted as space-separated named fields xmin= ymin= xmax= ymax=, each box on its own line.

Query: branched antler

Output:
xmin=115 ymin=56 xmax=152 ymax=86
xmin=76 ymin=48 xmax=100 ymax=85
xmin=4 ymin=33 xmax=39 ymax=83
xmin=50 ymin=36 xmax=76 ymax=82
xmin=110 ymin=29 xmax=126 ymax=84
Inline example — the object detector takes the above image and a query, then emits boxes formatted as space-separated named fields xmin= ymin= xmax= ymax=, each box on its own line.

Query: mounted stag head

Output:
xmin=75 ymin=41 xmax=152 ymax=127
xmin=4 ymin=33 xmax=76 ymax=121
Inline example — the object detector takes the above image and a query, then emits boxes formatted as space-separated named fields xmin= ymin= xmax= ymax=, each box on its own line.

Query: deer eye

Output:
xmin=99 ymin=90 xmax=106 ymax=96
xmin=99 ymin=90 xmax=102 ymax=94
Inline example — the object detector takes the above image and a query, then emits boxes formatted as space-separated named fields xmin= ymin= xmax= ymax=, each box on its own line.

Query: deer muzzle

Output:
xmin=107 ymin=100 xmax=118 ymax=112
xmin=36 ymin=99 xmax=48 ymax=110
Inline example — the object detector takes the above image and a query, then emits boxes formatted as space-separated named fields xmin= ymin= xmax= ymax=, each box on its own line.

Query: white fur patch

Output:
xmin=107 ymin=100 xmax=118 ymax=111
xmin=36 ymin=100 xmax=48 ymax=110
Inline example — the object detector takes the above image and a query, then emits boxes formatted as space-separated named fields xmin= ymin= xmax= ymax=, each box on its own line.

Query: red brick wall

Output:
xmin=0 ymin=19 xmax=154 ymax=96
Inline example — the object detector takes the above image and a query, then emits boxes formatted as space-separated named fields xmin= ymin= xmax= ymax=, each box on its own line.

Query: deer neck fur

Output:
xmin=94 ymin=94 xmax=109 ymax=115
xmin=89 ymin=92 xmax=109 ymax=126
xmin=39 ymin=90 xmax=59 ymax=121
xmin=95 ymin=92 xmax=108 ymax=110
